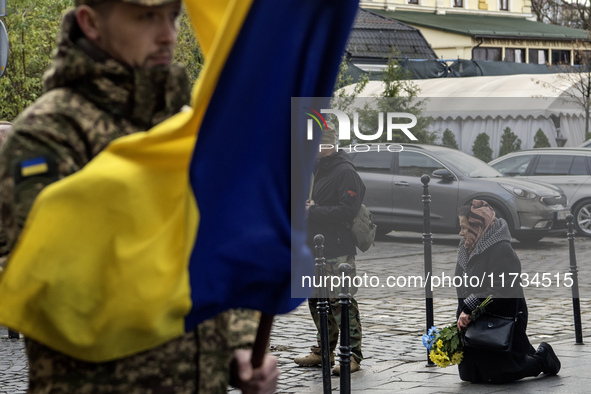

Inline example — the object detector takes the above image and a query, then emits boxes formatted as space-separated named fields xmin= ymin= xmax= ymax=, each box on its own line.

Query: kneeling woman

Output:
xmin=455 ymin=200 xmax=560 ymax=383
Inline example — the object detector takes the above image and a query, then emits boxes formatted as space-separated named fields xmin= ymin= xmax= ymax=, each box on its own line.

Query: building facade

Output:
xmin=361 ymin=0 xmax=532 ymax=16
xmin=361 ymin=0 xmax=590 ymax=65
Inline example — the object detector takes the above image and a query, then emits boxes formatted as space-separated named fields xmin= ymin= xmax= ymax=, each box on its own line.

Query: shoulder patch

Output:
xmin=20 ymin=157 xmax=49 ymax=177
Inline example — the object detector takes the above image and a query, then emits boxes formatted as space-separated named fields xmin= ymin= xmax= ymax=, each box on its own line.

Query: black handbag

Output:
xmin=464 ymin=312 xmax=518 ymax=352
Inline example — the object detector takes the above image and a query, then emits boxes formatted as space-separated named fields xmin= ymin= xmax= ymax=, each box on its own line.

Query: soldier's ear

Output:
xmin=76 ymin=6 xmax=102 ymax=42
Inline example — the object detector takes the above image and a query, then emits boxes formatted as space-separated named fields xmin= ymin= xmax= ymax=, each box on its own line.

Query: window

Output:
xmin=399 ymin=152 xmax=445 ymax=177
xmin=528 ymin=49 xmax=548 ymax=65
xmin=454 ymin=0 xmax=463 ymax=7
xmin=551 ymin=50 xmax=571 ymax=65
xmin=473 ymin=47 xmax=502 ymax=62
xmin=499 ymin=0 xmax=508 ymax=10
xmin=352 ymin=152 xmax=391 ymax=174
xmin=574 ymin=50 xmax=591 ymax=66
xmin=570 ymin=156 xmax=589 ymax=175
xmin=534 ymin=155 xmax=573 ymax=175
xmin=408 ymin=0 xmax=418 ymax=4
xmin=493 ymin=155 xmax=534 ymax=176
xmin=505 ymin=48 xmax=525 ymax=63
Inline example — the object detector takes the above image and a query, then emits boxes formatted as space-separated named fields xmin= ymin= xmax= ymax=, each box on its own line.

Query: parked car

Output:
xmin=349 ymin=144 xmax=570 ymax=243
xmin=489 ymin=148 xmax=591 ymax=237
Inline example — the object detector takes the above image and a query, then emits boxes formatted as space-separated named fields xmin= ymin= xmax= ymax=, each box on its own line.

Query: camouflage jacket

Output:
xmin=0 ymin=11 xmax=263 ymax=394
xmin=0 ymin=10 xmax=190 ymax=263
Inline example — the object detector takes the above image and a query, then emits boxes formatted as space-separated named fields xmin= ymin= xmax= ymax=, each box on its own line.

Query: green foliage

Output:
xmin=0 ymin=2 xmax=202 ymax=122
xmin=350 ymin=56 xmax=436 ymax=144
xmin=331 ymin=55 xmax=369 ymax=115
xmin=173 ymin=6 xmax=203 ymax=86
xmin=498 ymin=127 xmax=521 ymax=157
xmin=376 ymin=56 xmax=435 ymax=144
xmin=0 ymin=0 xmax=71 ymax=121
xmin=472 ymin=133 xmax=493 ymax=162
xmin=441 ymin=128 xmax=458 ymax=149
xmin=533 ymin=128 xmax=551 ymax=148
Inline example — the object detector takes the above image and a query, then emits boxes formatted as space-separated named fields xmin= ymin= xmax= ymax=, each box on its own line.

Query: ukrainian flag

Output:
xmin=0 ymin=0 xmax=359 ymax=361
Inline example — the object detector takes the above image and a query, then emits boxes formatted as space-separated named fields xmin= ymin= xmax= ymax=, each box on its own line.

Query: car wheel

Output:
xmin=573 ymin=199 xmax=591 ymax=237
xmin=515 ymin=235 xmax=543 ymax=244
xmin=489 ymin=204 xmax=514 ymax=234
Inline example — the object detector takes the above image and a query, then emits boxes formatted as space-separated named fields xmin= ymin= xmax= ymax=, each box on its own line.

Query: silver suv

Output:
xmin=350 ymin=144 xmax=570 ymax=243
xmin=490 ymin=148 xmax=591 ymax=237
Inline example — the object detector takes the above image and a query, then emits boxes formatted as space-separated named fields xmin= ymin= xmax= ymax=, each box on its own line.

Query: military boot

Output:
xmin=294 ymin=347 xmax=335 ymax=367
xmin=332 ymin=358 xmax=360 ymax=376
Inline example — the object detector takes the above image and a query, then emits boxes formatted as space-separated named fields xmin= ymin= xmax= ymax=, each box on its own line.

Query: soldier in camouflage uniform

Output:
xmin=0 ymin=0 xmax=278 ymax=392
xmin=294 ymin=122 xmax=364 ymax=375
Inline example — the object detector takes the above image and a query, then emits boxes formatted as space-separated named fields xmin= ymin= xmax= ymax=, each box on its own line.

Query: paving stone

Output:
xmin=3 ymin=234 xmax=591 ymax=393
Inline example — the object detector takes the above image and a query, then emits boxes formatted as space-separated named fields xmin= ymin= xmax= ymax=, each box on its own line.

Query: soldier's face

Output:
xmin=94 ymin=1 xmax=181 ymax=69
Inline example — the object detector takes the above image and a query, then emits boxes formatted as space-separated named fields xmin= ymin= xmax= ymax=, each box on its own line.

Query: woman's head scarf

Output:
xmin=461 ymin=200 xmax=496 ymax=254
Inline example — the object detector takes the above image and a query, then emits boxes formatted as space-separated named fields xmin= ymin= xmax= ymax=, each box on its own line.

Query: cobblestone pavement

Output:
xmin=2 ymin=232 xmax=590 ymax=393
xmin=266 ymin=232 xmax=591 ymax=393
xmin=0 ymin=334 xmax=26 ymax=394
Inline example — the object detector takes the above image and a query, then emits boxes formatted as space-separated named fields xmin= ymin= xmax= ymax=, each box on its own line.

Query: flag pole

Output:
xmin=251 ymin=313 xmax=274 ymax=368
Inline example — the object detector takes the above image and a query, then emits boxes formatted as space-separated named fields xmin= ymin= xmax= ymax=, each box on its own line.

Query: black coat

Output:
xmin=455 ymin=222 xmax=535 ymax=383
xmin=307 ymin=151 xmax=365 ymax=259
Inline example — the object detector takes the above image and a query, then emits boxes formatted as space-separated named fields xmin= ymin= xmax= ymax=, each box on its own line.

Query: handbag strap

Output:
xmin=485 ymin=298 xmax=520 ymax=321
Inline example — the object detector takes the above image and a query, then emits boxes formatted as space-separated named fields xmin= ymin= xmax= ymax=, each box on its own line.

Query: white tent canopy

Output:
xmin=340 ymin=74 xmax=590 ymax=158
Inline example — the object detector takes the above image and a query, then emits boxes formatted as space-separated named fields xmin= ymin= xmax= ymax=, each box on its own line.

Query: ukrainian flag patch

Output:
xmin=21 ymin=157 xmax=49 ymax=177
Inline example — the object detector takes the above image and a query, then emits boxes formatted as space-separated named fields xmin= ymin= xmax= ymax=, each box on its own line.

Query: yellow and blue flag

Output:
xmin=0 ymin=0 xmax=359 ymax=361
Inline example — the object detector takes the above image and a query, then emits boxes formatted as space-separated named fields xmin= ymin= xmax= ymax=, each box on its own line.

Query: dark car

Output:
xmin=490 ymin=148 xmax=591 ymax=237
xmin=349 ymin=144 xmax=570 ymax=243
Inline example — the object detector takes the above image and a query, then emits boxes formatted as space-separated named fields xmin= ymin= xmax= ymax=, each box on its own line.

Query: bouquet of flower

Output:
xmin=421 ymin=295 xmax=493 ymax=368
xmin=422 ymin=324 xmax=464 ymax=368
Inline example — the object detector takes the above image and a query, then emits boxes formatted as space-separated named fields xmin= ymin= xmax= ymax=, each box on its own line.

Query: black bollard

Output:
xmin=566 ymin=215 xmax=584 ymax=345
xmin=338 ymin=263 xmax=352 ymax=394
xmin=421 ymin=175 xmax=435 ymax=366
xmin=314 ymin=234 xmax=332 ymax=393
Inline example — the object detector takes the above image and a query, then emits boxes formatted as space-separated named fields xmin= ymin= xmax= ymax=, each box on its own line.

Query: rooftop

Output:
xmin=369 ymin=10 xmax=590 ymax=40
xmin=347 ymin=9 xmax=437 ymax=61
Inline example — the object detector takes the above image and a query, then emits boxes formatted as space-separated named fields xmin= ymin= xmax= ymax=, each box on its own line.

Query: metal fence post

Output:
xmin=421 ymin=175 xmax=435 ymax=366
xmin=566 ymin=214 xmax=584 ymax=345
xmin=338 ymin=263 xmax=352 ymax=394
xmin=314 ymin=234 xmax=332 ymax=393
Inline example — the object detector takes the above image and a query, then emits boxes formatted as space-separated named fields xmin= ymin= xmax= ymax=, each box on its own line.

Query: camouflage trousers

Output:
xmin=26 ymin=309 xmax=259 ymax=394
xmin=307 ymin=255 xmax=363 ymax=363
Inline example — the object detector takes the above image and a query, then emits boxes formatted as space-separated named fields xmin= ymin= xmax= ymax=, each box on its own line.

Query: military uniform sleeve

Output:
xmin=0 ymin=113 xmax=89 ymax=258
xmin=227 ymin=308 xmax=261 ymax=350
xmin=308 ymin=168 xmax=365 ymax=225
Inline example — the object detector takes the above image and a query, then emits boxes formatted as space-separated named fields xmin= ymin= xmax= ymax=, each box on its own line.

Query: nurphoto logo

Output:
xmin=304 ymin=108 xmax=417 ymax=153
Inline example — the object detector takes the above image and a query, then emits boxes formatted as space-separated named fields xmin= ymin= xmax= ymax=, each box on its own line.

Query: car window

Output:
xmin=492 ymin=154 xmax=534 ymax=176
xmin=399 ymin=151 xmax=445 ymax=177
xmin=570 ymin=156 xmax=589 ymax=175
xmin=534 ymin=155 xmax=573 ymax=175
xmin=352 ymin=151 xmax=391 ymax=174
xmin=435 ymin=149 xmax=501 ymax=177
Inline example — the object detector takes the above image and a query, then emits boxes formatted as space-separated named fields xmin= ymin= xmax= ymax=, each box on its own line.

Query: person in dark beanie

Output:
xmin=294 ymin=121 xmax=365 ymax=375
